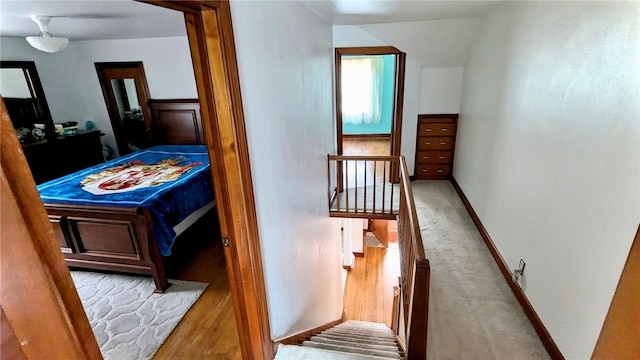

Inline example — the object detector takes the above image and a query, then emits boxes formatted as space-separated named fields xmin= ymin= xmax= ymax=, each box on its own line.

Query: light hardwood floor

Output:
xmin=343 ymin=138 xmax=391 ymax=156
xmin=154 ymin=211 xmax=242 ymax=359
xmin=343 ymin=138 xmax=392 ymax=188
xmin=343 ymin=242 xmax=401 ymax=328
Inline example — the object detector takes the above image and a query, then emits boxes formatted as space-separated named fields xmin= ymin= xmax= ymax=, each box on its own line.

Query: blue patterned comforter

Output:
xmin=37 ymin=145 xmax=214 ymax=256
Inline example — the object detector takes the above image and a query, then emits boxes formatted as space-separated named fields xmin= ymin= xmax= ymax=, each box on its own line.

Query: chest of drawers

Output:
xmin=414 ymin=114 xmax=458 ymax=180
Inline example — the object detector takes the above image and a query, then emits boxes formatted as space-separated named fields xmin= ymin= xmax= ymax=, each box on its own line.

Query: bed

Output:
xmin=39 ymin=99 xmax=209 ymax=293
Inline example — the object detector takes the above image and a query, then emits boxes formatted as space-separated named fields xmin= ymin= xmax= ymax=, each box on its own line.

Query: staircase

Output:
xmin=276 ymin=320 xmax=404 ymax=359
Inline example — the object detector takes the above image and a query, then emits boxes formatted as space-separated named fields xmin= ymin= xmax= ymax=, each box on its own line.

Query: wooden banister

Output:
xmin=327 ymin=154 xmax=430 ymax=358
xmin=397 ymin=156 xmax=430 ymax=360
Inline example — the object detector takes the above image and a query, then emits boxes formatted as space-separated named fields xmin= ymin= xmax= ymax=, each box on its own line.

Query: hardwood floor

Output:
xmin=343 ymin=138 xmax=391 ymax=156
xmin=343 ymin=240 xmax=401 ymax=328
xmin=154 ymin=210 xmax=242 ymax=359
xmin=343 ymin=138 xmax=392 ymax=188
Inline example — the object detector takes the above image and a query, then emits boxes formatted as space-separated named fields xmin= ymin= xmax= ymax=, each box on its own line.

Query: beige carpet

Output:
xmin=411 ymin=180 xmax=549 ymax=359
xmin=276 ymin=344 xmax=391 ymax=359
xmin=71 ymin=271 xmax=207 ymax=360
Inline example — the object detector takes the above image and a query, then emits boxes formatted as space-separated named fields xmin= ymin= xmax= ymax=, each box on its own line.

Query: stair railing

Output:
xmin=327 ymin=154 xmax=430 ymax=358
xmin=396 ymin=156 xmax=430 ymax=360
xmin=327 ymin=155 xmax=399 ymax=219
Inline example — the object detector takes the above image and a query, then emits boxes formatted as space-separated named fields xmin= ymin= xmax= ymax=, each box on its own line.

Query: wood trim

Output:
xmin=276 ymin=316 xmax=345 ymax=345
xmin=329 ymin=187 xmax=337 ymax=210
xmin=95 ymin=61 xmax=153 ymax=155
xmin=1 ymin=1 xmax=273 ymax=359
xmin=390 ymin=52 xmax=406 ymax=183
xmin=335 ymin=49 xmax=344 ymax=192
xmin=335 ymin=47 xmax=406 ymax=188
xmin=342 ymin=133 xmax=391 ymax=140
xmin=331 ymin=213 xmax=398 ymax=221
xmin=592 ymin=224 xmax=640 ymax=359
xmin=180 ymin=3 xmax=273 ymax=359
xmin=1 ymin=307 xmax=27 ymax=360
xmin=391 ymin=285 xmax=400 ymax=335
xmin=0 ymin=61 xmax=55 ymax=139
xmin=353 ymin=252 xmax=365 ymax=257
xmin=335 ymin=46 xmax=403 ymax=55
xmin=0 ymin=98 xmax=102 ymax=359
xmin=450 ymin=177 xmax=564 ymax=360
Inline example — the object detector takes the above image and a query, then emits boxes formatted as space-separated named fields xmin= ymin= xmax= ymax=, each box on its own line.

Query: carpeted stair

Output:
xmin=276 ymin=320 xmax=404 ymax=359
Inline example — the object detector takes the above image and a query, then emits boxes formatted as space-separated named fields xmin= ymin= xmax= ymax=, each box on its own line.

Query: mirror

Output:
xmin=0 ymin=61 xmax=55 ymax=141
xmin=96 ymin=62 xmax=153 ymax=155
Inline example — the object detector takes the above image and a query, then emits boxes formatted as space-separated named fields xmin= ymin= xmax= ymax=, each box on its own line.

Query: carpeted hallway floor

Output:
xmin=412 ymin=180 xmax=549 ymax=360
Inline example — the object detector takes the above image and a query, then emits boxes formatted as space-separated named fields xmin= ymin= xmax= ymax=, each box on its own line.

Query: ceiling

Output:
xmin=0 ymin=1 xmax=500 ymax=41
xmin=0 ymin=0 xmax=186 ymax=40
xmin=302 ymin=0 xmax=502 ymax=25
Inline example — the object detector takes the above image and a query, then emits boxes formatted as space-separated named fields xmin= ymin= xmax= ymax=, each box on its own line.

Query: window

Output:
xmin=341 ymin=56 xmax=384 ymax=124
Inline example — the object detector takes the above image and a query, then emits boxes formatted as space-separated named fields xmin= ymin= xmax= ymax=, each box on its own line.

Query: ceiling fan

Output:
xmin=25 ymin=16 xmax=69 ymax=53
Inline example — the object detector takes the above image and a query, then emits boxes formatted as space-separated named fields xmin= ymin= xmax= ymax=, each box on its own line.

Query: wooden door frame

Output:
xmin=335 ymin=46 xmax=406 ymax=186
xmin=1 ymin=1 xmax=273 ymax=359
xmin=95 ymin=61 xmax=154 ymax=155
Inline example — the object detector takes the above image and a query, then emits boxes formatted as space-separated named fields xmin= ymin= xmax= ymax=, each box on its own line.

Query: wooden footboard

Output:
xmin=45 ymin=203 xmax=169 ymax=293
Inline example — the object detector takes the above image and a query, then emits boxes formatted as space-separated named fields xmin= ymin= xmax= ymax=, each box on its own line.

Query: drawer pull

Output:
xmin=426 ymin=128 xmax=433 ymax=132
xmin=422 ymin=169 xmax=429 ymax=172
xmin=441 ymin=128 xmax=448 ymax=131
xmin=439 ymin=142 xmax=447 ymax=145
xmin=437 ymin=169 xmax=444 ymax=173
xmin=423 ymin=157 xmax=430 ymax=159
xmin=425 ymin=142 xmax=431 ymax=145
xmin=438 ymin=156 xmax=445 ymax=159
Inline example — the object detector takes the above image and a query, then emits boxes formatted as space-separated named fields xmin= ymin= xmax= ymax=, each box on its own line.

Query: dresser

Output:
xmin=23 ymin=130 xmax=105 ymax=184
xmin=414 ymin=114 xmax=458 ymax=180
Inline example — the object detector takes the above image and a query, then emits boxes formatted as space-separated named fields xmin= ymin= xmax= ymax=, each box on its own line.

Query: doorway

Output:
xmin=1 ymin=1 xmax=271 ymax=360
xmin=335 ymin=47 xmax=406 ymax=186
xmin=335 ymin=47 xmax=405 ymax=158
xmin=95 ymin=62 xmax=153 ymax=156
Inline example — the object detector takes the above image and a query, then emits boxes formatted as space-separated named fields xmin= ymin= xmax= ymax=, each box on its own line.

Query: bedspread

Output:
xmin=37 ymin=145 xmax=214 ymax=256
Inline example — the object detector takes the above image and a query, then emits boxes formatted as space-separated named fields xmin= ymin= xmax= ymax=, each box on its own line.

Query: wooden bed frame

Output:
xmin=46 ymin=99 xmax=205 ymax=293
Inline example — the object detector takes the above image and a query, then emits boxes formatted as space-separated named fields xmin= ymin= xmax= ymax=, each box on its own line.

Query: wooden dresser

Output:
xmin=23 ymin=130 xmax=104 ymax=184
xmin=414 ymin=114 xmax=458 ymax=180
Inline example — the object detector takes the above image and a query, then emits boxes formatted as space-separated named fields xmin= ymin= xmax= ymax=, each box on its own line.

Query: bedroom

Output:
xmin=0 ymin=1 xmax=243 ymax=358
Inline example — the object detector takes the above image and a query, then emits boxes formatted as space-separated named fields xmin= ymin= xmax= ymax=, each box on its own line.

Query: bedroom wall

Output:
xmin=230 ymin=1 xmax=343 ymax=340
xmin=454 ymin=2 xmax=639 ymax=358
xmin=333 ymin=25 xmax=421 ymax=175
xmin=0 ymin=36 xmax=196 ymax=157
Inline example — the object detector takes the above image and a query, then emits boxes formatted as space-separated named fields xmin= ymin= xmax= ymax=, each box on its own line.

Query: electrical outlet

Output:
xmin=512 ymin=258 xmax=526 ymax=283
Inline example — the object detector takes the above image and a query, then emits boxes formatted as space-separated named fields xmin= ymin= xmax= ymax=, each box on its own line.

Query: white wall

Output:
xmin=360 ymin=18 xmax=481 ymax=68
xmin=419 ymin=67 xmax=464 ymax=114
xmin=0 ymin=36 xmax=196 ymax=156
xmin=333 ymin=26 xmax=421 ymax=175
xmin=231 ymin=1 xmax=343 ymax=340
xmin=455 ymin=2 xmax=639 ymax=358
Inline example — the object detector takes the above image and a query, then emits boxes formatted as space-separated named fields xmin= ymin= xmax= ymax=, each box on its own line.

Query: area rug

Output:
xmin=364 ymin=232 xmax=385 ymax=248
xmin=71 ymin=271 xmax=207 ymax=360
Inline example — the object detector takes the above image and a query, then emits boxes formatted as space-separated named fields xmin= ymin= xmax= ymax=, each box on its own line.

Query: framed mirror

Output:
xmin=0 ymin=61 xmax=55 ymax=141
xmin=95 ymin=61 xmax=153 ymax=155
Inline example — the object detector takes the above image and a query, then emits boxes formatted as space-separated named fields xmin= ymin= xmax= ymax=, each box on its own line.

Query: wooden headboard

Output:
xmin=148 ymin=99 xmax=205 ymax=145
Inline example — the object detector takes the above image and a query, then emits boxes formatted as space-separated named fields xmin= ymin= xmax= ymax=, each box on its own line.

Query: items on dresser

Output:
xmin=414 ymin=114 xmax=458 ymax=180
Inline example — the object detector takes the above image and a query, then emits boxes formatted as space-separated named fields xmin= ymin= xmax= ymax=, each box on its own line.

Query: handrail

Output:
xmin=327 ymin=154 xmax=400 ymax=218
xmin=399 ymin=157 xmax=426 ymax=261
xmin=397 ymin=156 xmax=430 ymax=360
xmin=327 ymin=154 xmax=430 ymax=358
xmin=328 ymin=154 xmax=399 ymax=161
